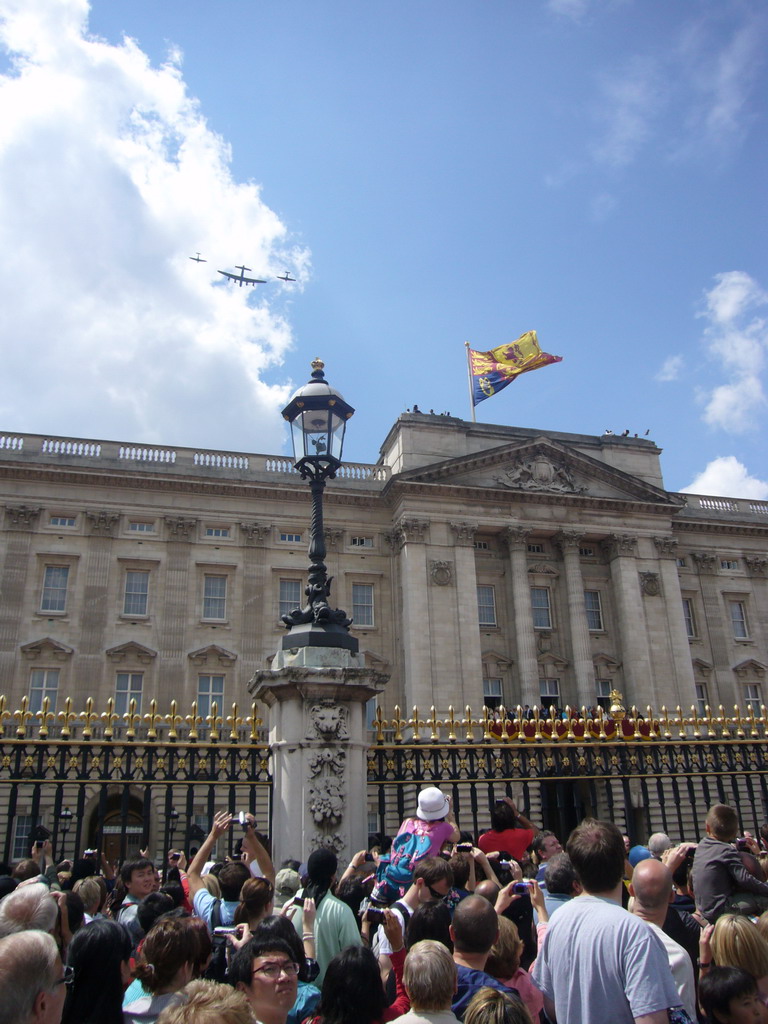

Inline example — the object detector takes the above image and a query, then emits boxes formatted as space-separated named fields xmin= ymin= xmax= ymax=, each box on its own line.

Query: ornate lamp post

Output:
xmin=280 ymin=358 xmax=358 ymax=653
xmin=57 ymin=806 xmax=73 ymax=861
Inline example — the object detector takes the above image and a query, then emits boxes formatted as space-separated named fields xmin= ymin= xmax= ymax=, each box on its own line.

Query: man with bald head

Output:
xmin=630 ymin=858 xmax=697 ymax=1021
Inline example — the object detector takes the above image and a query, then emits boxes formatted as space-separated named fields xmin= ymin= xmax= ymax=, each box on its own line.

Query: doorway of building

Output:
xmin=539 ymin=780 xmax=592 ymax=841
xmin=89 ymin=792 xmax=145 ymax=865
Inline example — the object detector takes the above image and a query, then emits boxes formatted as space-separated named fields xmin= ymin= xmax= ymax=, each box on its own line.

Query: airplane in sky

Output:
xmin=276 ymin=272 xmax=296 ymax=282
xmin=189 ymin=252 xmax=207 ymax=262
xmin=218 ymin=265 xmax=267 ymax=287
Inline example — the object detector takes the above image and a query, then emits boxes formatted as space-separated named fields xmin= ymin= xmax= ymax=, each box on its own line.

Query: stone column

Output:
xmin=692 ymin=551 xmax=732 ymax=707
xmin=555 ymin=530 xmax=595 ymax=710
xmin=0 ymin=505 xmax=40 ymax=691
xmin=78 ymin=511 xmax=120 ymax=697
xmin=249 ymin=647 xmax=388 ymax=866
xmin=449 ymin=522 xmax=482 ymax=710
xmin=503 ymin=526 xmax=538 ymax=707
xmin=653 ymin=536 xmax=696 ymax=708
xmin=159 ymin=517 xmax=197 ymax=695
xmin=605 ymin=534 xmax=653 ymax=707
xmin=745 ymin=556 xmax=768 ymax=650
xmin=391 ymin=517 xmax=431 ymax=711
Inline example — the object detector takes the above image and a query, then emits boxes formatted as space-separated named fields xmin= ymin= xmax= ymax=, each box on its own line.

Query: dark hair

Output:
xmin=120 ymin=857 xmax=153 ymax=886
xmin=706 ymin=804 xmax=739 ymax=842
xmin=334 ymin=871 xmax=372 ymax=932
xmin=451 ymin=894 xmax=499 ymax=955
xmin=62 ymin=919 xmax=132 ymax=1024
xmin=185 ymin=915 xmax=213 ymax=978
xmin=531 ymin=831 xmax=556 ymax=860
xmin=161 ymin=881 xmax=185 ymax=907
xmin=134 ymin=917 xmax=199 ymax=993
xmin=137 ymin=891 xmax=175 ymax=933
xmin=218 ymin=862 xmax=250 ymax=902
xmin=68 ymin=858 xmax=99 ymax=888
xmin=699 ymin=966 xmax=759 ymax=1023
xmin=543 ymin=853 xmax=579 ymax=896
xmin=448 ymin=854 xmax=471 ymax=890
xmin=566 ymin=819 xmax=625 ymax=893
xmin=318 ymin=946 xmax=387 ymax=1024
xmin=281 ymin=859 xmax=301 ymax=872
xmin=406 ymin=901 xmax=453 ymax=952
xmin=490 ymin=801 xmax=518 ymax=832
xmin=413 ymin=857 xmax=454 ymax=888
xmin=233 ymin=877 xmax=274 ymax=926
xmin=63 ymin=890 xmax=85 ymax=935
xmin=253 ymin=916 xmax=310 ymax=981
xmin=228 ymin=936 xmax=298 ymax=989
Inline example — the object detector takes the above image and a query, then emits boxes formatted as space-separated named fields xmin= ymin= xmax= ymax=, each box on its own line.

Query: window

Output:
xmin=50 ymin=516 xmax=75 ymax=528
xmin=695 ymin=683 xmax=709 ymax=717
xmin=745 ymin=684 xmax=762 ymax=714
xmin=205 ymin=527 xmax=230 ymax=538
xmin=539 ymin=678 xmax=560 ymax=708
xmin=527 ymin=543 xmax=544 ymax=554
xmin=115 ymin=672 xmax=143 ymax=715
xmin=596 ymin=679 xmax=612 ymax=713
xmin=12 ymin=815 xmax=39 ymax=861
xmin=128 ymin=521 xmax=155 ymax=533
xmin=197 ymin=674 xmax=225 ymax=716
xmin=279 ymin=532 xmax=302 ymax=543
xmin=202 ymin=575 xmax=227 ymax=620
xmin=676 ymin=557 xmax=687 ymax=568
xmin=350 ymin=536 xmax=373 ymax=548
xmin=730 ymin=601 xmax=749 ymax=639
xmin=483 ymin=678 xmax=503 ymax=710
xmin=123 ymin=571 xmax=149 ymax=616
xmin=579 ymin=547 xmax=595 ymax=558
xmin=29 ymin=668 xmax=59 ymax=713
xmin=682 ymin=598 xmax=697 ymax=639
xmin=352 ymin=583 xmax=374 ymax=626
xmin=531 ymin=588 xmax=552 ymax=629
xmin=41 ymin=565 xmax=69 ymax=612
xmin=584 ymin=591 xmax=603 ymax=631
xmin=474 ymin=540 xmax=489 ymax=551
xmin=721 ymin=559 xmax=739 ymax=570
xmin=279 ymin=579 xmax=302 ymax=619
xmin=477 ymin=585 xmax=497 ymax=627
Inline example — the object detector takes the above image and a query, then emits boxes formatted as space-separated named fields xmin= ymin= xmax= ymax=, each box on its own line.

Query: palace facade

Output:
xmin=1 ymin=412 xmax=766 ymax=725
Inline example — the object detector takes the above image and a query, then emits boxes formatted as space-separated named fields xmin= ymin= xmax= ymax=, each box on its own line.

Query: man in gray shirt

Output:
xmin=533 ymin=819 xmax=681 ymax=1024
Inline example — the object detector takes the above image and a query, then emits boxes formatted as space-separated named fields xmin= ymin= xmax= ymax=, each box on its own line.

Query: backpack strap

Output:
xmin=209 ymin=898 xmax=222 ymax=930
xmin=392 ymin=900 xmax=412 ymax=929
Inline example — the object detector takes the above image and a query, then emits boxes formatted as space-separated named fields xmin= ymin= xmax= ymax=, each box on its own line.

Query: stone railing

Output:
xmin=675 ymin=492 xmax=768 ymax=517
xmin=0 ymin=431 xmax=390 ymax=482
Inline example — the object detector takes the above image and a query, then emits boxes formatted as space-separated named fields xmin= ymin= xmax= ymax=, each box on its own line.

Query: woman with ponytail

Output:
xmin=123 ymin=916 xmax=199 ymax=1023
xmin=233 ymin=876 xmax=274 ymax=931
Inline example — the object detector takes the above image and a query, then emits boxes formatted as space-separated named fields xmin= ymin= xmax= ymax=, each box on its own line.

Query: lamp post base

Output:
xmin=281 ymin=621 xmax=359 ymax=653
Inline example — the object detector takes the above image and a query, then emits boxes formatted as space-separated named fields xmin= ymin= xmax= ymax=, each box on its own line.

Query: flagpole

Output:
xmin=465 ymin=342 xmax=477 ymax=423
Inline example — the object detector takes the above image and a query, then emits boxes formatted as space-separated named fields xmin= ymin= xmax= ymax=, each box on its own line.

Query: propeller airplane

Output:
xmin=218 ymin=265 xmax=267 ymax=287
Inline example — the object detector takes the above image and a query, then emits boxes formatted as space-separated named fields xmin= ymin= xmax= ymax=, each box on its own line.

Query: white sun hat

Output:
xmin=416 ymin=786 xmax=450 ymax=821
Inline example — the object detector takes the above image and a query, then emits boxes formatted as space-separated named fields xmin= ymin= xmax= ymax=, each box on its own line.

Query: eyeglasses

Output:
xmin=252 ymin=961 xmax=300 ymax=980
xmin=426 ymin=884 xmax=450 ymax=903
xmin=57 ymin=966 xmax=75 ymax=988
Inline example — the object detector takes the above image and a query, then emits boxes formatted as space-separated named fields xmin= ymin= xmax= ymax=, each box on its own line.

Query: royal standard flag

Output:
xmin=468 ymin=331 xmax=562 ymax=406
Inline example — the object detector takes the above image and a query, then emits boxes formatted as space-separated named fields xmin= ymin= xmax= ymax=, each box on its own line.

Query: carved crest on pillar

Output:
xmin=85 ymin=510 xmax=120 ymax=537
xmin=691 ymin=552 xmax=717 ymax=573
xmin=494 ymin=454 xmax=584 ymax=494
xmin=555 ymin=530 xmax=583 ymax=554
xmin=503 ymin=526 xmax=531 ymax=551
xmin=5 ymin=505 xmax=40 ymax=529
xmin=449 ymin=522 xmax=477 ymax=546
xmin=653 ymin=536 xmax=678 ymax=558
xmin=308 ymin=780 xmax=345 ymax=826
xmin=324 ymin=529 xmax=342 ymax=549
xmin=239 ymin=522 xmax=271 ymax=545
xmin=165 ymin=517 xmax=198 ymax=541
xmin=307 ymin=701 xmax=349 ymax=741
xmin=309 ymin=833 xmax=345 ymax=854
xmin=745 ymin=556 xmax=768 ymax=576
xmin=604 ymin=534 xmax=638 ymax=559
xmin=392 ymin=517 xmax=429 ymax=549
xmin=429 ymin=560 xmax=454 ymax=586
xmin=639 ymin=571 xmax=660 ymax=596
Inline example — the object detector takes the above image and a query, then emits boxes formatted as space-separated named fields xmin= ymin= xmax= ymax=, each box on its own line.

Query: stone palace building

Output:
xmin=1 ymin=411 xmax=766 ymax=726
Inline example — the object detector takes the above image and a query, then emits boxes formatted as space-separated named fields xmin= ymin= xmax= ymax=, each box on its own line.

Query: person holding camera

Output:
xmin=477 ymin=798 xmax=538 ymax=864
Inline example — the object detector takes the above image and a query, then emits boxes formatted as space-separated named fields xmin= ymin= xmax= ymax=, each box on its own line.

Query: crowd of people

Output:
xmin=2 ymin=787 xmax=768 ymax=1023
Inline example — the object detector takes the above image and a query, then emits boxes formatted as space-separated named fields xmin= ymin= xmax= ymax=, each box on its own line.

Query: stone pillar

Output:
xmin=391 ymin=517 xmax=431 ymax=711
xmin=503 ymin=527 xmax=538 ymax=707
xmin=745 ymin=556 xmax=768 ymax=649
xmin=448 ymin=522 xmax=482 ymax=709
xmin=691 ymin=551 xmax=733 ymax=707
xmin=249 ymin=647 xmax=387 ymax=866
xmin=605 ymin=534 xmax=653 ymax=707
xmin=653 ymin=536 xmax=696 ymax=708
xmin=79 ymin=511 xmax=120 ymax=697
xmin=0 ymin=505 xmax=40 ymax=690
xmin=160 ymin=517 xmax=197 ymax=694
xmin=555 ymin=530 xmax=595 ymax=710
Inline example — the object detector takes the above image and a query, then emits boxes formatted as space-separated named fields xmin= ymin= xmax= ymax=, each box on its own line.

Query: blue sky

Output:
xmin=0 ymin=0 xmax=766 ymax=496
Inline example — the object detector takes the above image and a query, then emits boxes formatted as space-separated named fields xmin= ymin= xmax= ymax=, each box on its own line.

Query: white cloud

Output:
xmin=655 ymin=355 xmax=683 ymax=382
xmin=0 ymin=0 xmax=307 ymax=451
xmin=591 ymin=57 xmax=660 ymax=168
xmin=681 ymin=456 xmax=768 ymax=500
xmin=696 ymin=272 xmax=768 ymax=433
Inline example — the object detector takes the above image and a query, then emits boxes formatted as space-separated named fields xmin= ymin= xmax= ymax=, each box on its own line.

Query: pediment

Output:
xmin=20 ymin=637 xmax=74 ymax=661
xmin=733 ymin=659 xmax=767 ymax=679
xmin=394 ymin=437 xmax=679 ymax=507
xmin=188 ymin=644 xmax=238 ymax=667
xmin=106 ymin=641 xmax=157 ymax=664
xmin=538 ymin=651 xmax=569 ymax=671
xmin=481 ymin=649 xmax=513 ymax=670
xmin=692 ymin=658 xmax=713 ymax=675
xmin=593 ymin=651 xmax=621 ymax=671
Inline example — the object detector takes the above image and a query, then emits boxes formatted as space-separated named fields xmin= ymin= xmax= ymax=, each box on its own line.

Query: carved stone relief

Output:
xmin=85 ymin=510 xmax=120 ymax=537
xmin=165 ymin=517 xmax=198 ymax=541
xmin=639 ymin=571 xmax=660 ymax=596
xmin=691 ymin=552 xmax=717 ymax=573
xmin=493 ymin=454 xmax=585 ymax=494
xmin=429 ymin=560 xmax=454 ymax=586
xmin=5 ymin=505 xmax=40 ymax=529
xmin=307 ymin=701 xmax=349 ymax=741
xmin=239 ymin=522 xmax=271 ymax=545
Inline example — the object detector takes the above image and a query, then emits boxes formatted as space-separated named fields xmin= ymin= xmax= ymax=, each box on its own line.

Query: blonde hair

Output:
xmin=200 ymin=874 xmax=221 ymax=900
xmin=73 ymin=876 xmax=103 ymax=914
xmin=155 ymin=979 xmax=256 ymax=1024
xmin=712 ymin=915 xmax=768 ymax=978
xmin=486 ymin=916 xmax=524 ymax=980
xmin=403 ymin=940 xmax=456 ymax=1012
xmin=464 ymin=987 xmax=533 ymax=1024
